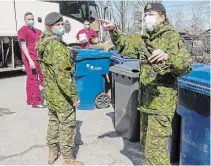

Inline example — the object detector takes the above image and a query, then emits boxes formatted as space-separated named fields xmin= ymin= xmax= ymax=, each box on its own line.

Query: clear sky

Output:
xmin=162 ymin=0 xmax=210 ymax=30
xmin=162 ymin=0 xmax=210 ymax=15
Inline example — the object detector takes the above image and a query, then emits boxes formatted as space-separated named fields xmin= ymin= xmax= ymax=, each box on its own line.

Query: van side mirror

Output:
xmin=38 ymin=17 xmax=42 ymax=23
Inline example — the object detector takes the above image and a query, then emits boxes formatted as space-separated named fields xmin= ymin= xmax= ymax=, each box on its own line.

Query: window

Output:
xmin=59 ymin=1 xmax=85 ymax=22
xmin=89 ymin=5 xmax=98 ymax=20
xmin=58 ymin=1 xmax=98 ymax=23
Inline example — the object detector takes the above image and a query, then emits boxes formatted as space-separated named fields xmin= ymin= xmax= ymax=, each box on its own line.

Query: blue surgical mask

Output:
xmin=85 ymin=24 xmax=90 ymax=29
xmin=55 ymin=27 xmax=65 ymax=36
xmin=28 ymin=20 xmax=34 ymax=27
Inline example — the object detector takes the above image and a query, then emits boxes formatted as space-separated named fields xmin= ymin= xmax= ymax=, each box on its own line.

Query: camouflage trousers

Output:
xmin=140 ymin=110 xmax=174 ymax=165
xmin=47 ymin=107 xmax=76 ymax=159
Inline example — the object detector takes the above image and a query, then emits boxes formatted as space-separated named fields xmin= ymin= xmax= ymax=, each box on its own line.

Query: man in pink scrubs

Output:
xmin=76 ymin=19 xmax=98 ymax=49
xmin=18 ymin=12 xmax=46 ymax=108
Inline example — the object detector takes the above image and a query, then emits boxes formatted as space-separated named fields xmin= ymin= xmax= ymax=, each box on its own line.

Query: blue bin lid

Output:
xmin=75 ymin=49 xmax=112 ymax=61
xmin=178 ymin=63 xmax=210 ymax=96
xmin=87 ymin=47 xmax=104 ymax=51
xmin=109 ymin=49 xmax=139 ymax=62
xmin=192 ymin=62 xmax=206 ymax=70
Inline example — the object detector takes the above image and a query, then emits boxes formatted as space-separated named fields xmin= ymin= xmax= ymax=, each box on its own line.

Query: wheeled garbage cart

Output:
xmin=110 ymin=63 xmax=140 ymax=142
xmin=74 ymin=49 xmax=112 ymax=110
xmin=177 ymin=62 xmax=210 ymax=165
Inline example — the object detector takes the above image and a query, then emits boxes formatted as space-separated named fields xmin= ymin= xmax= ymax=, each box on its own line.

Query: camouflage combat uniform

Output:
xmin=36 ymin=30 xmax=78 ymax=159
xmin=110 ymin=24 xmax=192 ymax=165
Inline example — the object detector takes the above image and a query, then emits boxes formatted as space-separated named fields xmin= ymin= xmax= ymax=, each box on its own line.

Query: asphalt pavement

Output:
xmin=0 ymin=74 xmax=145 ymax=165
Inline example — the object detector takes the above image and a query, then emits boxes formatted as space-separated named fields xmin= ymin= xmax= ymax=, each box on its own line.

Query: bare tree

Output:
xmin=168 ymin=7 xmax=187 ymax=32
xmin=96 ymin=0 xmax=162 ymax=34
xmin=190 ymin=1 xmax=210 ymax=32
xmin=111 ymin=0 xmax=128 ymax=32
xmin=108 ymin=0 xmax=137 ymax=33
xmin=191 ymin=29 xmax=210 ymax=65
xmin=95 ymin=0 xmax=109 ymax=19
xmin=188 ymin=1 xmax=210 ymax=65
xmin=136 ymin=0 xmax=162 ymax=7
xmin=167 ymin=1 xmax=210 ymax=65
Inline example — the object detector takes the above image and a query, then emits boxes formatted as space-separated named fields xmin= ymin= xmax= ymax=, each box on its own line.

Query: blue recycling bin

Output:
xmin=177 ymin=62 xmax=210 ymax=165
xmin=74 ymin=49 xmax=112 ymax=110
xmin=109 ymin=49 xmax=139 ymax=66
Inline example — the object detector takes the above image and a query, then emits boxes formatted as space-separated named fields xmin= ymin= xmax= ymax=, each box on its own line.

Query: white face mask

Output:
xmin=145 ymin=15 xmax=157 ymax=32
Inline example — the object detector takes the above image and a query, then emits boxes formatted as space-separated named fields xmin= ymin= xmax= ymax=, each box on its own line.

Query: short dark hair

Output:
xmin=83 ymin=19 xmax=90 ymax=23
xmin=158 ymin=11 xmax=169 ymax=24
xmin=24 ymin=12 xmax=33 ymax=19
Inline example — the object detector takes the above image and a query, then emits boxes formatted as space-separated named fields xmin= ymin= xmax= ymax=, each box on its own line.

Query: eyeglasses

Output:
xmin=28 ymin=18 xmax=34 ymax=20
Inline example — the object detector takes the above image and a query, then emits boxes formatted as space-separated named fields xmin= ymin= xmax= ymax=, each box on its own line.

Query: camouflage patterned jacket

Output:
xmin=110 ymin=24 xmax=192 ymax=114
xmin=36 ymin=30 xmax=78 ymax=112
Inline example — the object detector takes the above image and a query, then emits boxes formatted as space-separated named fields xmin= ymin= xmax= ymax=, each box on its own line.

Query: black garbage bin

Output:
xmin=110 ymin=63 xmax=140 ymax=142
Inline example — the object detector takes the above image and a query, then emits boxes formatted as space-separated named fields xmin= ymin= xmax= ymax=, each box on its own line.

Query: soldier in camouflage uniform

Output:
xmin=36 ymin=12 xmax=84 ymax=166
xmin=99 ymin=3 xmax=192 ymax=165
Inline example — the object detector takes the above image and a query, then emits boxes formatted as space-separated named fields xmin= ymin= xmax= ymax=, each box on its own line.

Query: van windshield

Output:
xmin=58 ymin=1 xmax=98 ymax=23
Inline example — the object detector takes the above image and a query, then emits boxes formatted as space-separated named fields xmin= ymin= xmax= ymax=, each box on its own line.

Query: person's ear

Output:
xmin=46 ymin=25 xmax=51 ymax=30
xmin=159 ymin=14 xmax=165 ymax=23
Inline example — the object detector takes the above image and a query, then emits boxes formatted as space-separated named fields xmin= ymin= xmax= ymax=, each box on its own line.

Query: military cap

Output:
xmin=45 ymin=12 xmax=63 ymax=26
xmin=144 ymin=3 xmax=166 ymax=13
